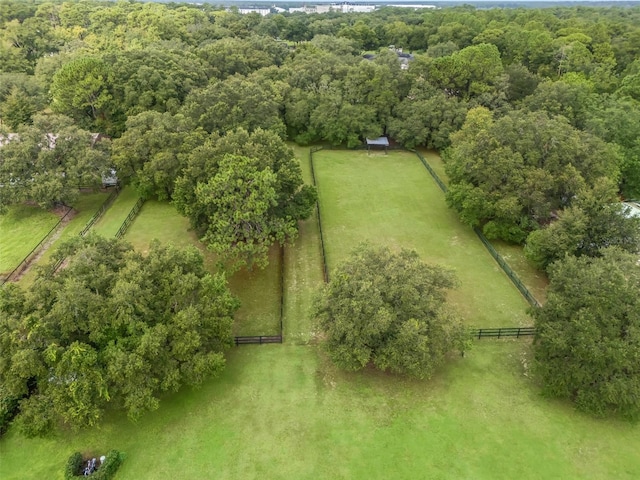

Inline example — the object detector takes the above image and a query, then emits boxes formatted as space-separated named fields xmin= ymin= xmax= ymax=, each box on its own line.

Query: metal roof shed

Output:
xmin=366 ymin=137 xmax=389 ymax=154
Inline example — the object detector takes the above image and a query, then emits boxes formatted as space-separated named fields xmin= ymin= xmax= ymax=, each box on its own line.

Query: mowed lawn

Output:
xmin=0 ymin=204 xmax=59 ymax=275
xmin=418 ymin=149 xmax=548 ymax=304
xmin=122 ymin=200 xmax=281 ymax=337
xmin=1 ymin=343 xmax=639 ymax=480
xmin=284 ymin=145 xmax=326 ymax=344
xmin=313 ymin=149 xmax=530 ymax=328
xmin=91 ymin=185 xmax=140 ymax=238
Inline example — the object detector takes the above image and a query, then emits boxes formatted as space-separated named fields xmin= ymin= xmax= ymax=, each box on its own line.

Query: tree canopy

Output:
xmin=533 ymin=248 xmax=640 ymax=418
xmin=174 ymin=128 xmax=316 ymax=270
xmin=312 ymin=245 xmax=467 ymax=379
xmin=0 ymin=114 xmax=110 ymax=212
xmin=0 ymin=236 xmax=239 ymax=436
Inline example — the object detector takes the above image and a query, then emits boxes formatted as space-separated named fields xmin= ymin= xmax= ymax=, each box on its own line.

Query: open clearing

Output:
xmin=313 ymin=149 xmax=530 ymax=328
xmin=0 ymin=204 xmax=59 ymax=275
xmin=1 ymin=343 xmax=639 ymax=480
xmin=2 ymin=149 xmax=639 ymax=479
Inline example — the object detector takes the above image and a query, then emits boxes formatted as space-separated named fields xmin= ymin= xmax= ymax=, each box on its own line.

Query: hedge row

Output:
xmin=64 ymin=450 xmax=123 ymax=479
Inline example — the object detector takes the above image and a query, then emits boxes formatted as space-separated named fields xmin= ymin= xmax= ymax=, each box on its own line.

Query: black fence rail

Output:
xmin=415 ymin=151 xmax=448 ymax=193
xmin=0 ymin=206 xmax=73 ymax=285
xmin=79 ymin=186 xmax=120 ymax=237
xmin=413 ymin=151 xmax=541 ymax=309
xmin=470 ymin=327 xmax=536 ymax=339
xmin=234 ymin=335 xmax=283 ymax=346
xmin=309 ymin=146 xmax=329 ymax=283
xmin=473 ymin=229 xmax=541 ymax=308
xmin=115 ymin=198 xmax=145 ymax=239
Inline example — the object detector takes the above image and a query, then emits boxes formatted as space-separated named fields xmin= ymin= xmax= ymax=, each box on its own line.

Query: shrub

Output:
xmin=64 ymin=449 xmax=123 ymax=479
xmin=64 ymin=452 xmax=83 ymax=479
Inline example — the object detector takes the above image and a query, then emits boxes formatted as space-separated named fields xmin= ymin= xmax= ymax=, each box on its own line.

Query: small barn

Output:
xmin=366 ymin=137 xmax=389 ymax=154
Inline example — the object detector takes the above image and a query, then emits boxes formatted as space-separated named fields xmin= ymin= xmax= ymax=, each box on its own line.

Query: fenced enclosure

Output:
xmin=413 ymin=150 xmax=541 ymax=309
xmin=115 ymin=197 xmax=145 ymax=239
xmin=79 ymin=186 xmax=120 ymax=237
xmin=0 ymin=206 xmax=73 ymax=285
xmin=309 ymin=146 xmax=329 ymax=282
xmin=470 ymin=327 xmax=536 ymax=339
xmin=234 ymin=335 xmax=283 ymax=345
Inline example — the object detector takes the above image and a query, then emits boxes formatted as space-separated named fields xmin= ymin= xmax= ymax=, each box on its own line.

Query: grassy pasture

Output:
xmin=283 ymin=145 xmax=325 ymax=343
xmin=0 ymin=204 xmax=59 ymax=275
xmin=91 ymin=186 xmax=140 ymax=238
xmin=1 ymin=343 xmax=639 ymax=480
xmin=418 ymin=149 xmax=548 ymax=303
xmin=2 ymin=149 xmax=639 ymax=479
xmin=122 ymin=200 xmax=281 ymax=337
xmin=17 ymin=192 xmax=110 ymax=286
xmin=313 ymin=149 xmax=530 ymax=328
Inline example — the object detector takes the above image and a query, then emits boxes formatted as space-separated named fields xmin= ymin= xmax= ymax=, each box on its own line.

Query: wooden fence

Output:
xmin=79 ymin=186 xmax=120 ymax=237
xmin=115 ymin=197 xmax=145 ymax=239
xmin=309 ymin=146 xmax=329 ymax=282
xmin=469 ymin=327 xmax=536 ymax=339
xmin=234 ymin=335 xmax=283 ymax=346
xmin=413 ymin=150 xmax=541 ymax=309
xmin=0 ymin=206 xmax=73 ymax=285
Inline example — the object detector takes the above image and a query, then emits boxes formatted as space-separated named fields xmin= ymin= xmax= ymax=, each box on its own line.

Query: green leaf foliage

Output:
xmin=174 ymin=128 xmax=316 ymax=270
xmin=445 ymin=107 xmax=621 ymax=243
xmin=0 ymin=236 xmax=238 ymax=436
xmin=533 ymin=248 xmax=640 ymax=418
xmin=312 ymin=245 xmax=467 ymax=379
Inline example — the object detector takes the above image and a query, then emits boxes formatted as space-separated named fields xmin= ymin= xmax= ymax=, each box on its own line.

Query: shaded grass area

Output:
xmin=18 ymin=192 xmax=110 ymax=287
xmin=91 ymin=186 xmax=140 ymax=238
xmin=314 ymin=149 xmax=530 ymax=328
xmin=418 ymin=148 xmax=548 ymax=303
xmin=284 ymin=145 xmax=325 ymax=343
xmin=123 ymin=200 xmax=281 ymax=337
xmin=0 ymin=204 xmax=59 ymax=274
xmin=2 ymin=343 xmax=639 ymax=480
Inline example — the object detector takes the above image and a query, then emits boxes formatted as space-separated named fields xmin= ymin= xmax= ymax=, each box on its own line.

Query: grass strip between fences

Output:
xmin=79 ymin=186 xmax=121 ymax=237
xmin=413 ymin=150 xmax=541 ymax=310
xmin=0 ymin=206 xmax=73 ymax=285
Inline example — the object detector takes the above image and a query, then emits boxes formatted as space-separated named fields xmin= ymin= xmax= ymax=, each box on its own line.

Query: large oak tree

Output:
xmin=0 ymin=236 xmax=239 ymax=437
xmin=312 ymin=245 xmax=467 ymax=379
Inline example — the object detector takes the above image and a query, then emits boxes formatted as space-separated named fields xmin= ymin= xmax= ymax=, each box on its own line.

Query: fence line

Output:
xmin=0 ymin=206 xmax=73 ymax=285
xmin=115 ymin=198 xmax=145 ymax=239
xmin=469 ymin=327 xmax=536 ymax=339
xmin=309 ymin=146 xmax=329 ymax=282
xmin=279 ymin=244 xmax=285 ymax=338
xmin=79 ymin=186 xmax=121 ymax=237
xmin=413 ymin=151 xmax=541 ymax=309
xmin=234 ymin=335 xmax=283 ymax=345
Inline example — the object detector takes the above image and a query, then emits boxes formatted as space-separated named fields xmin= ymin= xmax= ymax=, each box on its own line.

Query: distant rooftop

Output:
xmin=623 ymin=201 xmax=640 ymax=219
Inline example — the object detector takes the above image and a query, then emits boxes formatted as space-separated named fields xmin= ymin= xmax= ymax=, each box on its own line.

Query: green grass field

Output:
xmin=91 ymin=186 xmax=141 ymax=238
xmin=283 ymin=145 xmax=325 ymax=343
xmin=1 ymin=343 xmax=639 ymax=480
xmin=18 ymin=192 xmax=110 ymax=286
xmin=313 ymin=149 xmax=530 ymax=328
xmin=2 ymin=149 xmax=639 ymax=479
xmin=0 ymin=204 xmax=59 ymax=275
xmin=418 ymin=149 xmax=548 ymax=304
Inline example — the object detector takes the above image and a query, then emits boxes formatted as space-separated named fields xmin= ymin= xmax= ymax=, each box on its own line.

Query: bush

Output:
xmin=0 ymin=391 xmax=20 ymax=437
xmin=64 ymin=452 xmax=83 ymax=479
xmin=64 ymin=449 xmax=123 ymax=479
